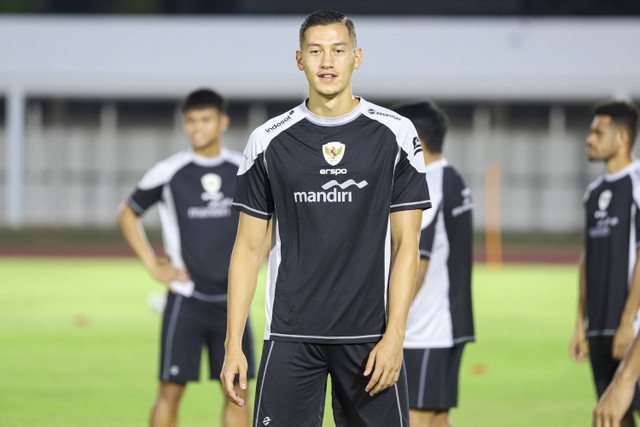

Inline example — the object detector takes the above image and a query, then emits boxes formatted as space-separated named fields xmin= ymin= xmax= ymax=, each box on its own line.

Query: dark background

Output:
xmin=1 ymin=0 xmax=638 ymax=15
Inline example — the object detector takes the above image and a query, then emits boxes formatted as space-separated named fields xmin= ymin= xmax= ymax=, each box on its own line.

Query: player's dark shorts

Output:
xmin=589 ymin=336 xmax=640 ymax=410
xmin=403 ymin=344 xmax=465 ymax=410
xmin=159 ymin=292 xmax=255 ymax=384
xmin=253 ymin=340 xmax=409 ymax=427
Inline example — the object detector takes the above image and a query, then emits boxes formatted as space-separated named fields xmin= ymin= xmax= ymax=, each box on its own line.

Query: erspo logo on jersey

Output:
xmin=294 ymin=179 xmax=368 ymax=203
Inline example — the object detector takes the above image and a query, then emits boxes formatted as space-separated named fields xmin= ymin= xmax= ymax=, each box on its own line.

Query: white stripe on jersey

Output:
xmin=137 ymin=151 xmax=193 ymax=190
xmin=159 ymin=185 xmax=185 ymax=269
xmin=405 ymin=160 xmax=453 ymax=348
xmin=238 ymin=110 xmax=306 ymax=176
xmin=263 ymin=217 xmax=282 ymax=340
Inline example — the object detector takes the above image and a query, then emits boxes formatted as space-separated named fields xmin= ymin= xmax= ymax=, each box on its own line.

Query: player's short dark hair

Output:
xmin=393 ymin=101 xmax=448 ymax=154
xmin=592 ymin=100 xmax=639 ymax=148
xmin=299 ymin=10 xmax=357 ymax=49
xmin=181 ymin=88 xmax=228 ymax=114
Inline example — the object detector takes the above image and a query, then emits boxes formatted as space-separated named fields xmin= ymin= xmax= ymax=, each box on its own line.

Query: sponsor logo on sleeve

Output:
xmin=412 ymin=137 xmax=422 ymax=156
xmin=264 ymin=111 xmax=294 ymax=133
xmin=452 ymin=187 xmax=473 ymax=217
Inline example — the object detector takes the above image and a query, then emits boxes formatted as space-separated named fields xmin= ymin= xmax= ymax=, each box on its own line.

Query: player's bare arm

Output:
xmin=613 ymin=248 xmax=640 ymax=360
xmin=221 ymin=212 xmax=269 ymax=407
xmin=117 ymin=203 xmax=190 ymax=286
xmin=365 ymin=209 xmax=422 ymax=396
xmin=411 ymin=258 xmax=429 ymax=302
xmin=570 ymin=251 xmax=589 ymax=363
xmin=594 ymin=326 xmax=640 ymax=427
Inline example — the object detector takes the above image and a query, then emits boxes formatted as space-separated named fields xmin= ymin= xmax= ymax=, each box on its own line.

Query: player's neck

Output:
xmin=605 ymin=152 xmax=632 ymax=174
xmin=193 ymin=140 xmax=221 ymax=158
xmin=306 ymin=91 xmax=359 ymax=118
xmin=423 ymin=151 xmax=443 ymax=166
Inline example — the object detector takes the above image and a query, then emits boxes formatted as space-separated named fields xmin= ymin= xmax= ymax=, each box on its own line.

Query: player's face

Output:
xmin=586 ymin=115 xmax=620 ymax=161
xmin=296 ymin=23 xmax=362 ymax=100
xmin=183 ymin=107 xmax=229 ymax=152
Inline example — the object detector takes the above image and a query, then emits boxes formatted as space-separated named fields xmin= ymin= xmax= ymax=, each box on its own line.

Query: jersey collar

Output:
xmin=425 ymin=158 xmax=448 ymax=172
xmin=190 ymin=148 xmax=229 ymax=167
xmin=604 ymin=159 xmax=640 ymax=182
xmin=300 ymin=97 xmax=364 ymax=127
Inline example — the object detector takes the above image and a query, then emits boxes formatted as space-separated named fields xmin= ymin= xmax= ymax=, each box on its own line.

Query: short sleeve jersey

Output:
xmin=404 ymin=159 xmax=475 ymax=348
xmin=127 ymin=149 xmax=242 ymax=298
xmin=584 ymin=160 xmax=640 ymax=337
xmin=233 ymin=98 xmax=432 ymax=344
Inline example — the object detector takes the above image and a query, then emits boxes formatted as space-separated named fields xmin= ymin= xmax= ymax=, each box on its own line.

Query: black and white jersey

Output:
xmin=127 ymin=148 xmax=242 ymax=300
xmin=234 ymin=98 xmax=431 ymax=344
xmin=584 ymin=160 xmax=640 ymax=337
xmin=404 ymin=159 xmax=475 ymax=348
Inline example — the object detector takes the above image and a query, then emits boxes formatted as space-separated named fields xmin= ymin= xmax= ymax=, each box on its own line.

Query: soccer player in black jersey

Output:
xmin=394 ymin=101 xmax=475 ymax=427
xmin=220 ymin=10 xmax=430 ymax=427
xmin=118 ymin=89 xmax=255 ymax=427
xmin=568 ymin=100 xmax=640 ymax=427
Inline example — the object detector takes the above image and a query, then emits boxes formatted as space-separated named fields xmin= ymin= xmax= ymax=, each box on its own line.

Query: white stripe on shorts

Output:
xmin=417 ymin=349 xmax=431 ymax=405
xmin=162 ymin=295 xmax=183 ymax=381
xmin=254 ymin=341 xmax=275 ymax=427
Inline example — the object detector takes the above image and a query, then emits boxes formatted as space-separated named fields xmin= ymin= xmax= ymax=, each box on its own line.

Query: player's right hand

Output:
xmin=220 ymin=347 xmax=248 ymax=407
xmin=593 ymin=375 xmax=635 ymax=427
xmin=147 ymin=258 xmax=190 ymax=287
xmin=569 ymin=328 xmax=589 ymax=363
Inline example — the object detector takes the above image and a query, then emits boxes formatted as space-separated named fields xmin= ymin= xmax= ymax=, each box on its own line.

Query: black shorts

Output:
xmin=403 ymin=344 xmax=465 ymax=410
xmin=589 ymin=336 xmax=640 ymax=410
xmin=253 ymin=340 xmax=409 ymax=427
xmin=159 ymin=292 xmax=255 ymax=384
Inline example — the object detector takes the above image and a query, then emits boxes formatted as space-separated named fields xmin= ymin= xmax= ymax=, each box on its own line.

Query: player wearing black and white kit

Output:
xmin=221 ymin=11 xmax=430 ymax=427
xmin=569 ymin=101 xmax=640 ymax=427
xmin=394 ymin=101 xmax=475 ymax=427
xmin=118 ymin=89 xmax=254 ymax=427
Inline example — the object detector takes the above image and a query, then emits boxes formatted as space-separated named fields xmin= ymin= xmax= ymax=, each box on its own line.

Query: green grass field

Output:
xmin=0 ymin=258 xmax=595 ymax=426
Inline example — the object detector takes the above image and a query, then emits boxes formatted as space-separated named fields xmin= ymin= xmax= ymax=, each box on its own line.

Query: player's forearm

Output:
xmin=411 ymin=258 xmax=429 ymax=302
xmin=117 ymin=203 xmax=157 ymax=269
xmin=387 ymin=210 xmax=422 ymax=338
xmin=225 ymin=245 xmax=261 ymax=350
xmin=615 ymin=333 xmax=640 ymax=384
xmin=225 ymin=213 xmax=269 ymax=350
xmin=620 ymin=251 xmax=640 ymax=326
xmin=386 ymin=244 xmax=418 ymax=338
xmin=576 ymin=252 xmax=587 ymax=329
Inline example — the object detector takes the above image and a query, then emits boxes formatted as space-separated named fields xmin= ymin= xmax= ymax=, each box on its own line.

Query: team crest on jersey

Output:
xmin=322 ymin=142 xmax=345 ymax=166
xmin=598 ymin=189 xmax=612 ymax=211
xmin=201 ymin=173 xmax=221 ymax=194
xmin=201 ymin=173 xmax=223 ymax=201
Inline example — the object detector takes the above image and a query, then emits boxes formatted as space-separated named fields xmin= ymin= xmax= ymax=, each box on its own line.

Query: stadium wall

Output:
xmin=1 ymin=17 xmax=639 ymax=231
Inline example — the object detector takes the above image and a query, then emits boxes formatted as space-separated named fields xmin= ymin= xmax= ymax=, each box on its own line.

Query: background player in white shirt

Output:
xmin=220 ymin=10 xmax=430 ymax=427
xmin=568 ymin=100 xmax=640 ymax=427
xmin=118 ymin=89 xmax=254 ymax=427
xmin=394 ymin=101 xmax=475 ymax=427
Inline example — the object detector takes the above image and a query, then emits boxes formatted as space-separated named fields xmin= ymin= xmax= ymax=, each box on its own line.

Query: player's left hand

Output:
xmin=593 ymin=375 xmax=636 ymax=427
xmin=613 ymin=323 xmax=634 ymax=360
xmin=363 ymin=332 xmax=403 ymax=396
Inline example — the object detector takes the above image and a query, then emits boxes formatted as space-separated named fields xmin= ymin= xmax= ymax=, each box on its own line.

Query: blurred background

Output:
xmin=2 ymin=2 xmax=640 ymax=426
xmin=1 ymin=1 xmax=639 ymax=258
